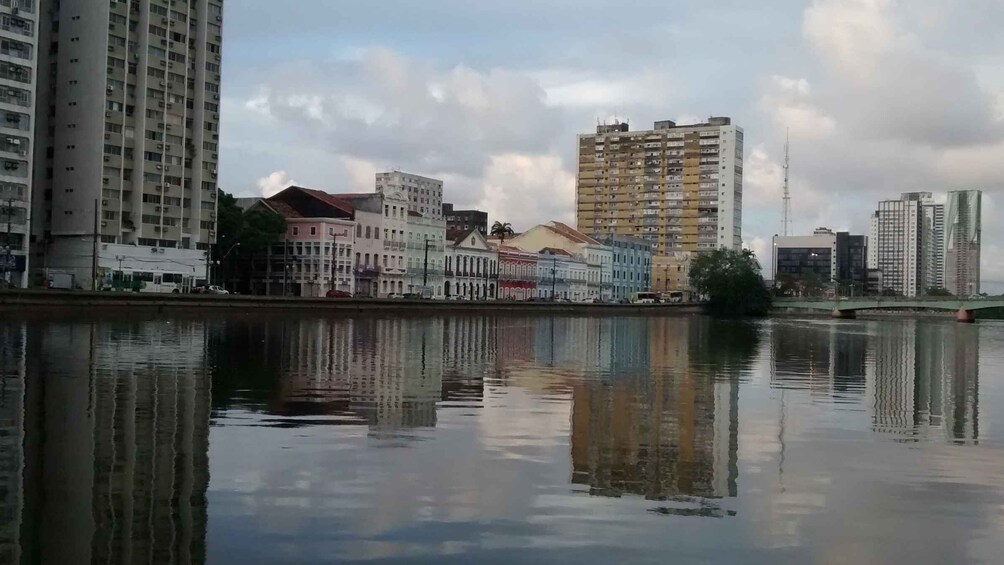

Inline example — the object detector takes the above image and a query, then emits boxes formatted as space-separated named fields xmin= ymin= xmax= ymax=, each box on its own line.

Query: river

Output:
xmin=1 ymin=313 xmax=1003 ymax=564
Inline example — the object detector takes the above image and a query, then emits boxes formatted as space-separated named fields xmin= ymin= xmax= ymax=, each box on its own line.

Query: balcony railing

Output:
xmin=383 ymin=240 xmax=406 ymax=251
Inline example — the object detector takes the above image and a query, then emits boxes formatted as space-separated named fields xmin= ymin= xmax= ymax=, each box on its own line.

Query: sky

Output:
xmin=217 ymin=0 xmax=1004 ymax=287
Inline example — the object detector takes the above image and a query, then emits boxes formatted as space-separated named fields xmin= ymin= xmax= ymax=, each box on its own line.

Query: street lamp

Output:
xmin=215 ymin=242 xmax=240 ymax=287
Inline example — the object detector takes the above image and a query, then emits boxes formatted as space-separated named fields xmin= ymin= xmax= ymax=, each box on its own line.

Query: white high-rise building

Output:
xmin=30 ymin=0 xmax=225 ymax=290
xmin=0 ymin=1 xmax=39 ymax=288
xmin=376 ymin=171 xmax=444 ymax=220
xmin=871 ymin=192 xmax=944 ymax=297
xmin=576 ymin=117 xmax=743 ymax=255
xmin=944 ymin=190 xmax=981 ymax=296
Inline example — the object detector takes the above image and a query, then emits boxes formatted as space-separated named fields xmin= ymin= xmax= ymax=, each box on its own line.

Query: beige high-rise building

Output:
xmin=576 ymin=117 xmax=743 ymax=257
xmin=30 ymin=0 xmax=225 ymax=290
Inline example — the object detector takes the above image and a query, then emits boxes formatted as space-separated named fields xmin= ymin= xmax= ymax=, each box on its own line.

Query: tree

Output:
xmin=925 ymin=287 xmax=953 ymax=297
xmin=214 ymin=190 xmax=286 ymax=291
xmin=689 ymin=248 xmax=772 ymax=316
xmin=800 ymin=271 xmax=825 ymax=297
xmin=774 ymin=272 xmax=798 ymax=297
xmin=490 ymin=221 xmax=515 ymax=244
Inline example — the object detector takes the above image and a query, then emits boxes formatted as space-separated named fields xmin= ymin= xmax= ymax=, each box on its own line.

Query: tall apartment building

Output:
xmin=377 ymin=171 xmax=443 ymax=220
xmin=576 ymin=117 xmax=743 ymax=256
xmin=0 ymin=0 xmax=38 ymax=288
xmin=869 ymin=192 xmax=943 ymax=297
xmin=944 ymin=189 xmax=981 ymax=296
xmin=30 ymin=0 xmax=225 ymax=290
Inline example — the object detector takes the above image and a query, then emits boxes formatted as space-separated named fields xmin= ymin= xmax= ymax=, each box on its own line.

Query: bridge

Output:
xmin=773 ymin=297 xmax=1004 ymax=323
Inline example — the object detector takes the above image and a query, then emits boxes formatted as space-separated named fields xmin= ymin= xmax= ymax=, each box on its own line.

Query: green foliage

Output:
xmin=214 ymin=190 xmax=286 ymax=262
xmin=490 ymin=221 xmax=515 ymax=243
xmin=800 ymin=271 xmax=825 ymax=297
xmin=774 ymin=272 xmax=798 ymax=297
xmin=925 ymin=287 xmax=954 ymax=297
xmin=689 ymin=248 xmax=772 ymax=316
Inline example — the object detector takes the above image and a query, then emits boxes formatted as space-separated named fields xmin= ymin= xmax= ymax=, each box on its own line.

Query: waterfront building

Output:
xmin=508 ymin=221 xmax=612 ymax=301
xmin=442 ymin=202 xmax=488 ymax=235
xmin=536 ymin=247 xmax=589 ymax=301
xmin=652 ymin=252 xmax=693 ymax=298
xmin=404 ymin=210 xmax=446 ymax=297
xmin=377 ymin=170 xmax=443 ymax=220
xmin=338 ymin=191 xmax=411 ymax=297
xmin=245 ymin=186 xmax=355 ymax=296
xmin=575 ymin=117 xmax=743 ymax=256
xmin=30 ymin=0 xmax=226 ymax=290
xmin=493 ymin=244 xmax=538 ymax=300
xmin=869 ymin=192 xmax=943 ymax=297
xmin=444 ymin=228 xmax=498 ymax=299
xmin=944 ymin=189 xmax=981 ymax=296
xmin=590 ymin=233 xmax=653 ymax=300
xmin=773 ymin=228 xmax=867 ymax=294
xmin=0 ymin=1 xmax=37 ymax=288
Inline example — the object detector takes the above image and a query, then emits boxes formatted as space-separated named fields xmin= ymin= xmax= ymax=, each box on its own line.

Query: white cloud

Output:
xmin=476 ymin=153 xmax=576 ymax=231
xmin=257 ymin=171 xmax=296 ymax=197
xmin=760 ymin=75 xmax=836 ymax=139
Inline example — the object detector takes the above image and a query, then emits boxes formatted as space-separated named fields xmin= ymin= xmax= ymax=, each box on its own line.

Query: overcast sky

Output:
xmin=218 ymin=0 xmax=1004 ymax=286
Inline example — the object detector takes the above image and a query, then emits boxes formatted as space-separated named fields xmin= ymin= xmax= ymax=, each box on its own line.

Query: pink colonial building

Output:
xmin=493 ymin=244 xmax=537 ymax=300
xmin=249 ymin=186 xmax=356 ymax=296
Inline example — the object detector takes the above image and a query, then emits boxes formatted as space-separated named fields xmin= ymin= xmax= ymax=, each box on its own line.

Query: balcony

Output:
xmin=354 ymin=266 xmax=382 ymax=278
xmin=383 ymin=240 xmax=406 ymax=251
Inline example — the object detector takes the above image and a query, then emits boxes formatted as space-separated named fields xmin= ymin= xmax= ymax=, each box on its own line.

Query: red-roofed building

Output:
xmin=508 ymin=221 xmax=613 ymax=300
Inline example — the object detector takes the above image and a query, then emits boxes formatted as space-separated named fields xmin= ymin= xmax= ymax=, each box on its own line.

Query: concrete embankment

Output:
xmin=0 ymin=289 xmax=704 ymax=316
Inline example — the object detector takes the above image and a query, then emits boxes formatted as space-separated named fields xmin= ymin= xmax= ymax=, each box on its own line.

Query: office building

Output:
xmin=377 ymin=170 xmax=443 ymax=220
xmin=869 ymin=193 xmax=943 ymax=297
xmin=30 ymin=0 xmax=225 ymax=290
xmin=0 ymin=1 xmax=38 ymax=288
xmin=576 ymin=117 xmax=743 ymax=256
xmin=944 ymin=189 xmax=981 ymax=296
xmin=442 ymin=202 xmax=488 ymax=235
xmin=774 ymin=228 xmax=867 ymax=293
xmin=591 ymin=233 xmax=653 ymax=300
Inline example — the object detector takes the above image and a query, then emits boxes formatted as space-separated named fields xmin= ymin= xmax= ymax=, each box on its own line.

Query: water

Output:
xmin=2 ymin=313 xmax=1003 ymax=564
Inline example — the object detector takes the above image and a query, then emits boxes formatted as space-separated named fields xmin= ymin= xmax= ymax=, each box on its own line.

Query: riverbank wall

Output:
xmin=0 ymin=289 xmax=704 ymax=316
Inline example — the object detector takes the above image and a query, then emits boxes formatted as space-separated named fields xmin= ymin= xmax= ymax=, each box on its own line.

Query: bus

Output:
xmin=629 ymin=292 xmax=659 ymax=304
xmin=103 ymin=271 xmax=197 ymax=294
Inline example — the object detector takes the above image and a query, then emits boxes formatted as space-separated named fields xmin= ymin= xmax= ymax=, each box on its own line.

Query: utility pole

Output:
xmin=92 ymin=198 xmax=100 ymax=290
xmin=551 ymin=257 xmax=557 ymax=299
xmin=423 ymin=238 xmax=431 ymax=286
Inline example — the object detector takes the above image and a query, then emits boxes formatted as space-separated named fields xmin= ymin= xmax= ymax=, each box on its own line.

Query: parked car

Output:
xmin=325 ymin=289 xmax=353 ymax=298
xmin=192 ymin=285 xmax=229 ymax=295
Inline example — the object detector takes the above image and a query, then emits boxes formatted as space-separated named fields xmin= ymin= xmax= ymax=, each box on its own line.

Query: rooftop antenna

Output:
xmin=782 ymin=128 xmax=791 ymax=236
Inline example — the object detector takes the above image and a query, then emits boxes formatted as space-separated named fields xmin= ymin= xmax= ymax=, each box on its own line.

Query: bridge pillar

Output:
xmin=831 ymin=309 xmax=856 ymax=319
xmin=956 ymin=308 xmax=976 ymax=324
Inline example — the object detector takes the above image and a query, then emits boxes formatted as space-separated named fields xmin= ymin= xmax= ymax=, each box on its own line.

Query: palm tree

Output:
xmin=490 ymin=221 xmax=514 ymax=244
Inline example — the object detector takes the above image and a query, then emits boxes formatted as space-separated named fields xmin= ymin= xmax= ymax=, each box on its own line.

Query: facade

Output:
xmin=869 ymin=193 xmax=943 ymax=297
xmin=773 ymin=228 xmax=867 ymax=294
xmin=494 ymin=244 xmax=537 ymax=300
xmin=944 ymin=189 xmax=981 ymax=296
xmin=377 ymin=170 xmax=443 ymax=220
xmin=246 ymin=187 xmax=355 ymax=296
xmin=0 ymin=0 xmax=37 ymax=288
xmin=444 ymin=228 xmax=498 ymax=299
xmin=508 ymin=221 xmax=611 ymax=301
xmin=592 ymin=233 xmax=653 ymax=299
xmin=31 ymin=0 xmax=225 ymax=290
xmin=442 ymin=202 xmax=488 ymax=235
xmin=404 ymin=211 xmax=446 ymax=297
xmin=537 ymin=247 xmax=589 ymax=301
xmin=339 ymin=191 xmax=411 ymax=297
xmin=652 ymin=253 xmax=692 ymax=298
xmin=576 ymin=117 xmax=743 ymax=256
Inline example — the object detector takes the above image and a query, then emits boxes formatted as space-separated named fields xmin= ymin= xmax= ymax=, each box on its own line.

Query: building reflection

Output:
xmin=569 ymin=318 xmax=743 ymax=506
xmin=769 ymin=320 xmax=980 ymax=443
xmin=871 ymin=322 xmax=979 ymax=442
xmin=0 ymin=320 xmax=211 ymax=564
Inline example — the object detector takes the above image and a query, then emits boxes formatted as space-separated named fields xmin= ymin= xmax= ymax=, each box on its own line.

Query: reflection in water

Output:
xmin=0 ymin=314 xmax=993 ymax=563
xmin=770 ymin=321 xmax=980 ymax=442
xmin=0 ymin=322 xmax=211 ymax=564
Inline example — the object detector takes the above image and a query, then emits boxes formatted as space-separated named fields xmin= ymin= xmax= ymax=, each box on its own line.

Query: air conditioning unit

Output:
xmin=160 ymin=60 xmax=166 ymax=67
xmin=157 ymin=143 xmax=164 ymax=149
xmin=156 ymin=164 xmax=163 ymax=170
xmin=103 ymin=156 xmax=110 ymax=162
xmin=158 ymin=101 xmax=165 ymax=108
xmin=159 ymin=80 xmax=166 ymax=86
xmin=103 ymin=133 xmax=111 ymax=140
xmin=155 ymin=206 xmax=161 ymax=212
xmin=102 ymin=199 xmax=109 ymax=205
xmin=101 ymin=221 xmax=108 ymax=227
xmin=162 ymin=17 xmax=169 ymax=24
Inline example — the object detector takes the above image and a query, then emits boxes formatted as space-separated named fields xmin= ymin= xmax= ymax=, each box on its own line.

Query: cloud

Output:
xmin=803 ymin=0 xmax=1004 ymax=147
xmin=760 ymin=76 xmax=836 ymax=139
xmin=257 ymin=171 xmax=296 ymax=197
xmin=476 ymin=154 xmax=576 ymax=231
